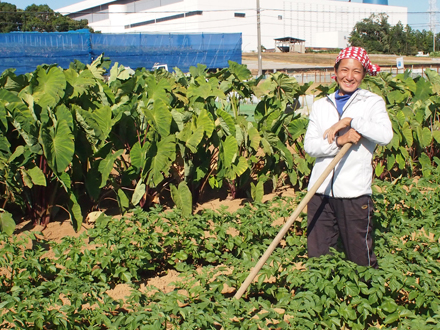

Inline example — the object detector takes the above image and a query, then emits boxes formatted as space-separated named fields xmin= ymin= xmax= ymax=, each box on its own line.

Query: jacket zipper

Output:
xmin=326 ymin=90 xmax=359 ymax=197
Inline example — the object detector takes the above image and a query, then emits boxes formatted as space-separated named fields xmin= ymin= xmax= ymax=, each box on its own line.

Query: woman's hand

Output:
xmin=337 ymin=128 xmax=362 ymax=146
xmin=323 ymin=117 xmax=353 ymax=144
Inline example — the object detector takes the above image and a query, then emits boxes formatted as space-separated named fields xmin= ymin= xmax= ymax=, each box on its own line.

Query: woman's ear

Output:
xmin=334 ymin=69 xmax=338 ymax=83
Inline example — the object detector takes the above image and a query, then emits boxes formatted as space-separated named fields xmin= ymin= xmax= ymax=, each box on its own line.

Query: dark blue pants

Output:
xmin=307 ymin=194 xmax=377 ymax=267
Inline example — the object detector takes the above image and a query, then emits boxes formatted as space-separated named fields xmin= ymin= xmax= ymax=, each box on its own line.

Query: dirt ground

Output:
xmin=14 ymin=187 xmax=299 ymax=302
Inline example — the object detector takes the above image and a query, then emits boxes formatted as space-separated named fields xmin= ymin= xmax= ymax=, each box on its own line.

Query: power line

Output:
xmin=3 ymin=9 xmax=435 ymax=15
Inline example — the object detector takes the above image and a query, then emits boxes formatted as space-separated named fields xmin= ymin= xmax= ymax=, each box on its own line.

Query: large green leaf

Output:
xmin=130 ymin=141 xmax=144 ymax=171
xmin=261 ymin=137 xmax=273 ymax=155
xmin=87 ymin=54 xmax=108 ymax=80
xmin=295 ymin=156 xmax=311 ymax=175
xmin=197 ymin=109 xmax=215 ymax=138
xmin=117 ymin=188 xmax=130 ymax=212
xmin=432 ymin=130 xmax=440 ymax=143
xmin=171 ymin=109 xmax=186 ymax=131
xmin=276 ymin=139 xmax=294 ymax=168
xmin=64 ymin=68 xmax=96 ymax=99
xmin=33 ymin=66 xmax=66 ymax=109
xmin=176 ymin=124 xmax=193 ymax=144
xmin=0 ymin=133 xmax=10 ymax=154
xmin=189 ymin=63 xmax=208 ymax=78
xmin=68 ymin=191 xmax=83 ymax=232
xmin=11 ymin=103 xmax=40 ymax=150
xmin=424 ymin=69 xmax=440 ymax=95
xmin=387 ymin=130 xmax=400 ymax=150
xmin=98 ymin=149 xmax=124 ymax=188
xmin=248 ymin=126 xmax=261 ymax=151
xmin=228 ymin=61 xmax=252 ymax=81
xmin=144 ymin=99 xmax=173 ymax=137
xmin=412 ymin=78 xmax=432 ymax=103
xmin=287 ymin=117 xmax=309 ymax=141
xmin=170 ymin=181 xmax=193 ymax=217
xmin=92 ymin=105 xmax=113 ymax=146
xmin=145 ymin=75 xmax=172 ymax=103
xmin=186 ymin=126 xmax=204 ymax=153
xmin=0 ymin=89 xmax=18 ymax=130
xmin=132 ymin=181 xmax=146 ymax=206
xmin=401 ymin=123 xmax=413 ymax=147
xmin=396 ymin=153 xmax=405 ymax=169
xmin=375 ymin=163 xmax=384 ymax=177
xmin=26 ymin=166 xmax=47 ymax=187
xmin=230 ymin=156 xmax=248 ymax=179
xmin=222 ymin=135 xmax=238 ymax=168
xmin=55 ymin=104 xmax=74 ymax=130
xmin=85 ymin=166 xmax=101 ymax=200
xmin=188 ymin=79 xmax=212 ymax=100
xmin=251 ymin=180 xmax=264 ymax=203
xmin=40 ymin=119 xmax=74 ymax=174
xmin=386 ymin=154 xmax=395 ymax=171
xmin=0 ymin=88 xmax=21 ymax=104
xmin=419 ymin=152 xmax=432 ymax=176
xmin=217 ymin=109 xmax=236 ymax=136
xmin=387 ymin=90 xmax=407 ymax=105
xmin=288 ymin=168 xmax=298 ymax=186
xmin=97 ymin=81 xmax=115 ymax=105
xmin=0 ymin=210 xmax=15 ymax=236
xmin=395 ymin=110 xmax=406 ymax=126
xmin=188 ymin=76 xmax=225 ymax=100
xmin=58 ymin=171 xmax=72 ymax=193
xmin=417 ymin=126 xmax=432 ymax=148
xmin=74 ymin=106 xmax=100 ymax=148
xmin=235 ymin=124 xmax=244 ymax=147
xmin=403 ymin=77 xmax=417 ymax=94
xmin=147 ymin=135 xmax=176 ymax=187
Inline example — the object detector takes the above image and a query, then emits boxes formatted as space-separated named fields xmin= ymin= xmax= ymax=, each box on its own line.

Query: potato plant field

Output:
xmin=1 ymin=175 xmax=440 ymax=329
xmin=1 ymin=56 xmax=440 ymax=329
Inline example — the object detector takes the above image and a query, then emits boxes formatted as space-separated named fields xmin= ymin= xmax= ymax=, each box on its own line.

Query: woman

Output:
xmin=304 ymin=47 xmax=393 ymax=267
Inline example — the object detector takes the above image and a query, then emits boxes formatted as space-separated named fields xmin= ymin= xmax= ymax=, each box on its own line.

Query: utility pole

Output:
xmin=257 ymin=0 xmax=262 ymax=77
xmin=429 ymin=0 xmax=437 ymax=53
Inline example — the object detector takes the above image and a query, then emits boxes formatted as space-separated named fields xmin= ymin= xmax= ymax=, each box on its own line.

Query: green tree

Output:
xmin=349 ymin=13 xmax=438 ymax=56
xmin=21 ymin=4 xmax=90 ymax=32
xmin=0 ymin=2 xmax=22 ymax=33
xmin=349 ymin=13 xmax=391 ymax=53
xmin=0 ymin=2 xmax=90 ymax=32
xmin=389 ymin=22 xmax=405 ymax=55
xmin=401 ymin=25 xmax=419 ymax=56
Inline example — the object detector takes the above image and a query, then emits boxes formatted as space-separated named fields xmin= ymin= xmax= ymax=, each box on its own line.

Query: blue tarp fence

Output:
xmin=0 ymin=30 xmax=242 ymax=75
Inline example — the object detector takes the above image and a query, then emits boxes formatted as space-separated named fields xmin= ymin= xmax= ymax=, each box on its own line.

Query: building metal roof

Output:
xmin=274 ymin=37 xmax=306 ymax=42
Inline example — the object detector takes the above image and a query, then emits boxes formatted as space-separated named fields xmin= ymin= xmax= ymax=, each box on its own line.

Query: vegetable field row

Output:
xmin=1 ymin=175 xmax=440 ymax=329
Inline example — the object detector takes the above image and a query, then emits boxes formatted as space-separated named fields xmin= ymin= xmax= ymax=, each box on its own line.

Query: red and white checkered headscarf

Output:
xmin=335 ymin=47 xmax=380 ymax=76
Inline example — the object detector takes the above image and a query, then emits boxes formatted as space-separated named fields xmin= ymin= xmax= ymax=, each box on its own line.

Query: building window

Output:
xmin=235 ymin=13 xmax=246 ymax=18
xmin=125 ymin=10 xmax=203 ymax=29
xmin=278 ymin=15 xmax=282 ymax=20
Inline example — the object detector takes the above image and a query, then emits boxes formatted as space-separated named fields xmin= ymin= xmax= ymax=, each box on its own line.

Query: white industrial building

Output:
xmin=57 ymin=0 xmax=408 ymax=52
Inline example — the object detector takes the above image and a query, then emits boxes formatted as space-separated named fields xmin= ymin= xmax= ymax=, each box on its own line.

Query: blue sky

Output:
xmin=10 ymin=0 xmax=435 ymax=31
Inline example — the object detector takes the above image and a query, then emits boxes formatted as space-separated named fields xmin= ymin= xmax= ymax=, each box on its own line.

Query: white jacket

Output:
xmin=304 ymin=89 xmax=393 ymax=198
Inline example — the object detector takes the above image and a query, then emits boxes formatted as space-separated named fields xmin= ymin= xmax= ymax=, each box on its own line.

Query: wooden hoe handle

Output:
xmin=234 ymin=143 xmax=353 ymax=300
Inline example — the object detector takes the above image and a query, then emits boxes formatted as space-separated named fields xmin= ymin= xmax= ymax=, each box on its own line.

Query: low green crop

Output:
xmin=1 ymin=173 xmax=440 ymax=329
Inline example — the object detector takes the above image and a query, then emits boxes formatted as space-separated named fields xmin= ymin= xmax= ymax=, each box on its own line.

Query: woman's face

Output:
xmin=334 ymin=58 xmax=366 ymax=95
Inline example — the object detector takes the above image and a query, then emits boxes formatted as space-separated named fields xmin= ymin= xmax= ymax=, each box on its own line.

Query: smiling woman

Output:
xmin=304 ymin=46 xmax=393 ymax=268
xmin=334 ymin=58 xmax=366 ymax=95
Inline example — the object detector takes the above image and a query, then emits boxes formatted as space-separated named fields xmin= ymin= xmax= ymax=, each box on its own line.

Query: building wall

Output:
xmin=57 ymin=0 xmax=408 ymax=51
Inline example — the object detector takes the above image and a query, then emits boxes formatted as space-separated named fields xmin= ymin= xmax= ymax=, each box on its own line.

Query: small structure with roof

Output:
xmin=275 ymin=37 xmax=306 ymax=53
